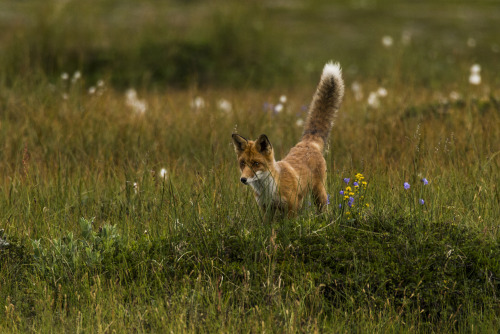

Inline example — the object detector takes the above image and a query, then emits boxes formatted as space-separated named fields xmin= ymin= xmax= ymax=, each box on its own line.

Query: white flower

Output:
xmin=125 ymin=89 xmax=147 ymax=114
xmin=296 ymin=118 xmax=304 ymax=127
xmin=274 ymin=103 xmax=284 ymax=113
xmin=217 ymin=99 xmax=232 ymax=113
xmin=159 ymin=168 xmax=168 ymax=179
xmin=88 ymin=86 xmax=96 ymax=95
xmin=381 ymin=35 xmax=393 ymax=47
xmin=469 ymin=73 xmax=481 ymax=85
xmin=279 ymin=95 xmax=287 ymax=103
xmin=470 ymin=64 xmax=481 ymax=74
xmin=367 ymin=92 xmax=380 ymax=108
xmin=97 ymin=80 xmax=105 ymax=87
xmin=351 ymin=81 xmax=363 ymax=101
xmin=71 ymin=71 xmax=81 ymax=83
xmin=377 ymin=87 xmax=388 ymax=97
xmin=191 ymin=96 xmax=205 ymax=110
xmin=61 ymin=72 xmax=69 ymax=80
xmin=449 ymin=91 xmax=461 ymax=101
xmin=133 ymin=182 xmax=139 ymax=194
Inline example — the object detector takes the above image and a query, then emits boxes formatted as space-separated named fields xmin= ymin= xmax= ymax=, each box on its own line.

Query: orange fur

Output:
xmin=232 ymin=62 xmax=344 ymax=217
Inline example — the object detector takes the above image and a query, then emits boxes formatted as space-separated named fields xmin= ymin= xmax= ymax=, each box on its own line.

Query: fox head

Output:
xmin=231 ymin=133 xmax=275 ymax=185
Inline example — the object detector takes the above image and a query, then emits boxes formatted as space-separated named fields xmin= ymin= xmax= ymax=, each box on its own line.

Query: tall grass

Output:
xmin=1 ymin=0 xmax=499 ymax=332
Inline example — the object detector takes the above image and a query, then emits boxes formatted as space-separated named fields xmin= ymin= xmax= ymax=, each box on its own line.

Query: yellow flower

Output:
xmin=349 ymin=192 xmax=355 ymax=196
xmin=346 ymin=211 xmax=351 ymax=215
xmin=362 ymin=181 xmax=367 ymax=186
xmin=365 ymin=203 xmax=370 ymax=207
xmin=345 ymin=186 xmax=352 ymax=192
xmin=344 ymin=195 xmax=349 ymax=200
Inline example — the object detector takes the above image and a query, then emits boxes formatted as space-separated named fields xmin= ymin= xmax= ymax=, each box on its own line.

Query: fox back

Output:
xmin=232 ymin=62 xmax=344 ymax=216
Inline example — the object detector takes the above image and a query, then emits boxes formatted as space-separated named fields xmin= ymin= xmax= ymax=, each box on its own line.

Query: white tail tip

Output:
xmin=322 ymin=61 xmax=342 ymax=80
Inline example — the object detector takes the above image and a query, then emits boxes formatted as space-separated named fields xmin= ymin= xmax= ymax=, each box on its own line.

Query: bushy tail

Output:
xmin=302 ymin=62 xmax=344 ymax=148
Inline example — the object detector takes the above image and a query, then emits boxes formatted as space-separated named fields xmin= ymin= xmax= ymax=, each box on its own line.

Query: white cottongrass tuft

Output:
xmin=449 ymin=91 xmax=461 ymax=101
xmin=367 ymin=87 xmax=388 ymax=108
xmin=322 ymin=62 xmax=342 ymax=80
xmin=88 ymin=86 xmax=96 ymax=95
xmin=159 ymin=168 xmax=168 ymax=180
xmin=469 ymin=64 xmax=481 ymax=85
xmin=274 ymin=103 xmax=284 ymax=113
xmin=469 ymin=73 xmax=481 ymax=85
xmin=191 ymin=96 xmax=206 ymax=110
xmin=126 ymin=89 xmax=147 ymax=114
xmin=61 ymin=72 xmax=69 ymax=80
xmin=296 ymin=118 xmax=304 ymax=127
xmin=382 ymin=35 xmax=393 ymax=47
xmin=279 ymin=95 xmax=287 ymax=104
xmin=367 ymin=92 xmax=380 ymax=108
xmin=217 ymin=99 xmax=232 ymax=113
xmin=351 ymin=81 xmax=363 ymax=101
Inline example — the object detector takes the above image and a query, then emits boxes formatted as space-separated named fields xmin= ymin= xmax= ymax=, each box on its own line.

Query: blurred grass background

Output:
xmin=0 ymin=0 xmax=499 ymax=332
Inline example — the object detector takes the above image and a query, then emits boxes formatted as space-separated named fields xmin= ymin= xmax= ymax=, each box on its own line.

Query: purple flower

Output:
xmin=348 ymin=197 xmax=355 ymax=207
xmin=327 ymin=194 xmax=330 ymax=205
xmin=343 ymin=178 xmax=350 ymax=184
xmin=339 ymin=204 xmax=342 ymax=208
xmin=339 ymin=190 xmax=344 ymax=195
xmin=353 ymin=181 xmax=359 ymax=187
xmin=421 ymin=178 xmax=429 ymax=185
xmin=404 ymin=182 xmax=410 ymax=190
xmin=419 ymin=199 xmax=425 ymax=205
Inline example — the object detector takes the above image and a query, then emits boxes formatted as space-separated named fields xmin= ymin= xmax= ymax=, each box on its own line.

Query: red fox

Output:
xmin=232 ymin=62 xmax=344 ymax=216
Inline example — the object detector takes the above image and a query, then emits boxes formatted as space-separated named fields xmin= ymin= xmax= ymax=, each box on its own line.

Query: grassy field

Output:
xmin=1 ymin=0 xmax=499 ymax=332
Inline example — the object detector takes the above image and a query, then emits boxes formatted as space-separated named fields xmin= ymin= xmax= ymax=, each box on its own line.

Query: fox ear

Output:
xmin=232 ymin=134 xmax=248 ymax=154
xmin=255 ymin=134 xmax=273 ymax=155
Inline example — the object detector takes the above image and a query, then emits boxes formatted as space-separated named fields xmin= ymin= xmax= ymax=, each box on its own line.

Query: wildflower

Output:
xmin=381 ymin=35 xmax=393 ymax=47
xmin=404 ymin=182 xmax=410 ymax=190
xmin=296 ymin=118 xmax=304 ymax=127
xmin=470 ymin=64 xmax=481 ymax=74
xmin=421 ymin=178 xmax=429 ymax=185
xmin=217 ymin=99 xmax=232 ymax=113
xmin=339 ymin=190 xmax=344 ymax=195
xmin=274 ymin=103 xmax=284 ymax=113
xmin=344 ymin=195 xmax=349 ymax=200
xmin=351 ymin=81 xmax=363 ymax=101
xmin=353 ymin=181 xmax=359 ymax=187
xmin=362 ymin=181 xmax=367 ymax=187
xmin=160 ymin=168 xmax=168 ymax=179
xmin=419 ymin=199 xmax=425 ymax=205
xmin=469 ymin=64 xmax=481 ymax=85
xmin=88 ymin=86 xmax=96 ymax=95
xmin=327 ymin=194 xmax=330 ymax=205
xmin=133 ymin=182 xmax=139 ymax=194
xmin=377 ymin=87 xmax=388 ymax=97
xmin=469 ymin=72 xmax=481 ymax=85
xmin=355 ymin=173 xmax=364 ymax=180
xmin=343 ymin=178 xmax=350 ymax=184
xmin=279 ymin=95 xmax=287 ymax=104
xmin=367 ymin=92 xmax=380 ymax=108
xmin=126 ymin=89 xmax=147 ymax=114
xmin=365 ymin=203 xmax=370 ymax=207
xmin=449 ymin=91 xmax=461 ymax=101
xmin=191 ymin=96 xmax=206 ymax=110
xmin=339 ymin=204 xmax=342 ymax=208
xmin=71 ymin=71 xmax=81 ymax=83
xmin=61 ymin=72 xmax=69 ymax=80
xmin=97 ymin=80 xmax=105 ymax=87
xmin=345 ymin=186 xmax=352 ymax=192
xmin=348 ymin=197 xmax=354 ymax=207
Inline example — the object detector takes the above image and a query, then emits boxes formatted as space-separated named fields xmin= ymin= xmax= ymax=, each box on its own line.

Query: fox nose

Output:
xmin=240 ymin=177 xmax=248 ymax=184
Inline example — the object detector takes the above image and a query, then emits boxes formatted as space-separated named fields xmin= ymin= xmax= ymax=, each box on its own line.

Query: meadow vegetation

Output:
xmin=0 ymin=0 xmax=499 ymax=332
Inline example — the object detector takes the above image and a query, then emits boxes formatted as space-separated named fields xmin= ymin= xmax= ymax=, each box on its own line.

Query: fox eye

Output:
xmin=252 ymin=161 xmax=260 ymax=167
xmin=239 ymin=161 xmax=246 ymax=168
